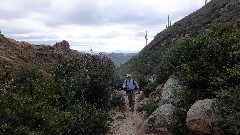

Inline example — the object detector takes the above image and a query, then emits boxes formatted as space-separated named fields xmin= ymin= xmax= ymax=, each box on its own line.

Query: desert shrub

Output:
xmin=0 ymin=67 xmax=72 ymax=134
xmin=156 ymin=22 xmax=240 ymax=105
xmin=51 ymin=56 xmax=115 ymax=133
xmin=0 ymin=55 xmax=114 ymax=134
xmin=11 ymin=66 xmax=44 ymax=94
xmin=63 ymin=102 xmax=111 ymax=135
xmin=142 ymin=98 xmax=158 ymax=115
xmin=142 ymin=82 xmax=157 ymax=97
xmin=155 ymin=22 xmax=240 ymax=134
xmin=110 ymin=91 xmax=125 ymax=109
xmin=0 ymin=92 xmax=110 ymax=135
xmin=112 ymin=72 xmax=123 ymax=89
xmin=217 ymin=86 xmax=240 ymax=135
xmin=0 ymin=65 xmax=10 ymax=92
xmin=53 ymin=55 xmax=116 ymax=109
xmin=134 ymin=74 xmax=148 ymax=90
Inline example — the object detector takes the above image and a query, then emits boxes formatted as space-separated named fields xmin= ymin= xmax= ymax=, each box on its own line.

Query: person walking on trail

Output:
xmin=122 ymin=74 xmax=140 ymax=112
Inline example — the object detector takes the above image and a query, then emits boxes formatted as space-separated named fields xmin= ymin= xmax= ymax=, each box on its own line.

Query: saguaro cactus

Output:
xmin=145 ymin=30 xmax=148 ymax=46
xmin=166 ymin=15 xmax=172 ymax=28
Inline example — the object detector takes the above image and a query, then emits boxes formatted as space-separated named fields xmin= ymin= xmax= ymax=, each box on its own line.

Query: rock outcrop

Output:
xmin=53 ymin=40 xmax=70 ymax=51
xmin=142 ymin=103 xmax=185 ymax=134
xmin=186 ymin=99 xmax=224 ymax=135
xmin=160 ymin=75 xmax=186 ymax=106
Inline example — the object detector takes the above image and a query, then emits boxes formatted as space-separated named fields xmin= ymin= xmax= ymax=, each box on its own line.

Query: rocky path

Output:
xmin=108 ymin=91 xmax=147 ymax=135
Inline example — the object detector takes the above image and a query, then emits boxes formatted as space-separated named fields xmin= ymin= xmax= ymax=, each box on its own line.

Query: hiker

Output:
xmin=122 ymin=74 xmax=140 ymax=112
xmin=148 ymin=74 xmax=156 ymax=84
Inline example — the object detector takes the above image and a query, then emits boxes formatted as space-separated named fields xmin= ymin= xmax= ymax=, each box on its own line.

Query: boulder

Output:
xmin=142 ymin=104 xmax=185 ymax=134
xmin=160 ymin=75 xmax=186 ymax=106
xmin=186 ymin=99 xmax=224 ymax=135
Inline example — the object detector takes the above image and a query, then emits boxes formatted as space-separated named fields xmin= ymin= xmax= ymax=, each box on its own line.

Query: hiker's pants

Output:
xmin=127 ymin=90 xmax=135 ymax=110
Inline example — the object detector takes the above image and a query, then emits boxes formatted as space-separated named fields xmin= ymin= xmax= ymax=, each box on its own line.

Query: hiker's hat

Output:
xmin=126 ymin=74 xmax=131 ymax=77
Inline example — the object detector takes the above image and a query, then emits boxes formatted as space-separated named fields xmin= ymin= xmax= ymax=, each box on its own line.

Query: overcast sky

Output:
xmin=0 ymin=0 xmax=206 ymax=53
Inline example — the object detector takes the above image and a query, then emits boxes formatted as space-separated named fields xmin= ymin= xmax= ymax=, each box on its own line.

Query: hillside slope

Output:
xmin=0 ymin=34 xmax=80 ymax=73
xmin=118 ymin=0 xmax=240 ymax=134
xmin=120 ymin=0 xmax=240 ymax=76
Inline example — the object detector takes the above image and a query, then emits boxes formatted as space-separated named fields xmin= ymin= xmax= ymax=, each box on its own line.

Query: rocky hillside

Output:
xmin=118 ymin=0 xmax=240 ymax=134
xmin=0 ymin=33 xmax=80 ymax=73
xmin=120 ymin=0 xmax=240 ymax=76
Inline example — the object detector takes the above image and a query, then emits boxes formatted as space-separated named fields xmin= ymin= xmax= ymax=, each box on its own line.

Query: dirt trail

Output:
xmin=108 ymin=91 xmax=148 ymax=135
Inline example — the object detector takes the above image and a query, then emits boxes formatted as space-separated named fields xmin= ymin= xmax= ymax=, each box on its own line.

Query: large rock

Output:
xmin=160 ymin=75 xmax=186 ymax=106
xmin=142 ymin=104 xmax=185 ymax=134
xmin=186 ymin=99 xmax=224 ymax=135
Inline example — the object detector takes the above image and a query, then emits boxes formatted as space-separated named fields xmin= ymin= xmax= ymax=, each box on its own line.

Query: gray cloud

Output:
xmin=46 ymin=1 xmax=102 ymax=26
xmin=0 ymin=0 xmax=50 ymax=19
xmin=9 ymin=33 xmax=57 ymax=40
xmin=0 ymin=0 xmax=202 ymax=31
xmin=0 ymin=0 xmax=204 ymax=52
xmin=44 ymin=0 xmax=167 ymax=28
xmin=26 ymin=40 xmax=57 ymax=45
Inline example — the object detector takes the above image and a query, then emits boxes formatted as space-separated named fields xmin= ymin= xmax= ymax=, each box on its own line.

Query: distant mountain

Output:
xmin=79 ymin=50 xmax=139 ymax=54
xmin=100 ymin=52 xmax=137 ymax=66
xmin=112 ymin=50 xmax=140 ymax=53
xmin=77 ymin=51 xmax=137 ymax=66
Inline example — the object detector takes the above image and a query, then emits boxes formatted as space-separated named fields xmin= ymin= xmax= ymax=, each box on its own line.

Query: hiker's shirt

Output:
xmin=123 ymin=79 xmax=139 ymax=91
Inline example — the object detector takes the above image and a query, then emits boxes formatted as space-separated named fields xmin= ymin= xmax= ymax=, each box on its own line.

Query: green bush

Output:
xmin=135 ymin=74 xmax=148 ymax=90
xmin=11 ymin=66 xmax=44 ymax=94
xmin=110 ymin=91 xmax=125 ymax=109
xmin=142 ymin=98 xmax=158 ymax=115
xmin=143 ymin=82 xmax=157 ymax=97
xmin=156 ymin=22 xmax=240 ymax=105
xmin=0 ymin=68 xmax=72 ymax=134
xmin=0 ymin=92 xmax=110 ymax=135
xmin=53 ymin=55 xmax=116 ymax=109
xmin=217 ymin=86 xmax=240 ymax=135
xmin=63 ymin=102 xmax=111 ymax=135
xmin=0 ymin=65 xmax=10 ymax=92
xmin=155 ymin=22 xmax=240 ymax=134
xmin=0 ymin=55 xmax=114 ymax=135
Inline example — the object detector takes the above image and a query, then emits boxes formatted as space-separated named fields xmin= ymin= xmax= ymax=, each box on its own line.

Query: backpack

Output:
xmin=123 ymin=79 xmax=137 ymax=90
